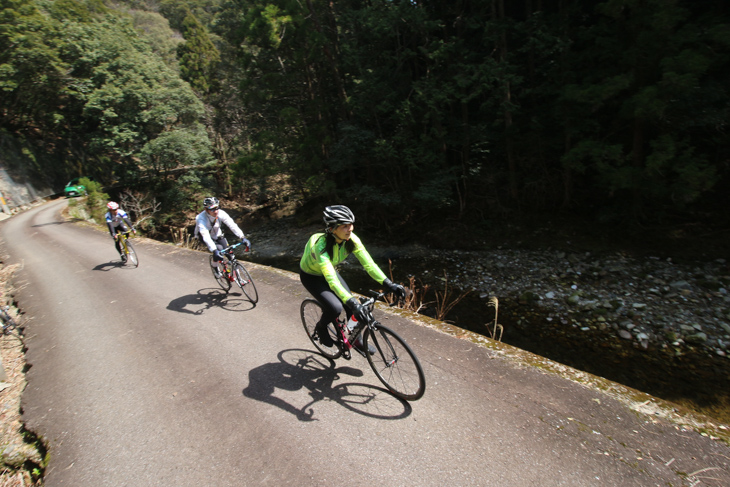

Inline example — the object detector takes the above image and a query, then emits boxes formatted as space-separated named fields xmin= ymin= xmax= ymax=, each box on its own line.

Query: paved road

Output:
xmin=1 ymin=199 xmax=729 ymax=486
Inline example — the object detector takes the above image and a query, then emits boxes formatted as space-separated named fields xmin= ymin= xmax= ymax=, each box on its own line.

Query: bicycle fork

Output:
xmin=366 ymin=325 xmax=399 ymax=367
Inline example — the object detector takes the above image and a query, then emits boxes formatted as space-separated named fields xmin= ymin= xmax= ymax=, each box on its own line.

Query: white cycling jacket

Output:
xmin=194 ymin=209 xmax=244 ymax=252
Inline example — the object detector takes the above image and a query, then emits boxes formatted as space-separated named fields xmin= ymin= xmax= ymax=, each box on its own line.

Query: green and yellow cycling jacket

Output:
xmin=300 ymin=232 xmax=387 ymax=303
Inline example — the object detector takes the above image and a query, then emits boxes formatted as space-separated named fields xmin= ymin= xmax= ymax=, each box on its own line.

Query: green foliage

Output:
xmin=0 ymin=0 xmax=210 ymax=192
xmin=233 ymin=151 xmax=273 ymax=179
xmin=159 ymin=181 xmax=197 ymax=225
xmin=126 ymin=9 xmax=183 ymax=69
xmin=158 ymin=0 xmax=220 ymax=32
xmin=139 ymin=125 xmax=214 ymax=175
xmin=4 ymin=0 xmax=730 ymax=231
xmin=80 ymin=177 xmax=110 ymax=223
xmin=562 ymin=141 xmax=625 ymax=176
xmin=177 ymin=11 xmax=220 ymax=94
xmin=0 ymin=0 xmax=68 ymax=131
xmin=644 ymin=135 xmax=715 ymax=204
xmin=48 ymin=0 xmax=107 ymax=22
xmin=413 ymin=177 xmax=456 ymax=210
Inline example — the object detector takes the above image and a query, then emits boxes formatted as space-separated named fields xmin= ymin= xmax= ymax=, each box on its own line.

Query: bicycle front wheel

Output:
xmin=209 ymin=255 xmax=231 ymax=291
xmin=125 ymin=240 xmax=139 ymax=267
xmin=232 ymin=262 xmax=258 ymax=303
xmin=300 ymin=299 xmax=341 ymax=359
xmin=365 ymin=324 xmax=425 ymax=401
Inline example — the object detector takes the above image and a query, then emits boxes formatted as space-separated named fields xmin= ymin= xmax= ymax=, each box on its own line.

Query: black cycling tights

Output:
xmin=299 ymin=269 xmax=352 ymax=327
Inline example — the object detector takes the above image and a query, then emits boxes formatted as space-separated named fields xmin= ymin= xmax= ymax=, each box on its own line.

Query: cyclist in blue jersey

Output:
xmin=299 ymin=205 xmax=406 ymax=354
xmin=105 ymin=202 xmax=136 ymax=262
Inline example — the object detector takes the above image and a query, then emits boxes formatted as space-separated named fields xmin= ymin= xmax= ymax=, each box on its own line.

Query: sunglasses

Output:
xmin=207 ymin=207 xmax=219 ymax=211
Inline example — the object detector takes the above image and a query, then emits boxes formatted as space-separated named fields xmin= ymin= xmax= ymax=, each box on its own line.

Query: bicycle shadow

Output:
xmin=242 ymin=349 xmax=412 ymax=421
xmin=166 ymin=288 xmax=255 ymax=315
xmin=92 ymin=261 xmax=127 ymax=271
xmin=31 ymin=221 xmax=71 ymax=227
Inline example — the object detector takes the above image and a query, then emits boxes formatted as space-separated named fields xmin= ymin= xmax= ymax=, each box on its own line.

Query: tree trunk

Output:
xmin=495 ymin=0 xmax=518 ymax=202
xmin=631 ymin=117 xmax=645 ymax=218
xmin=304 ymin=0 xmax=348 ymax=120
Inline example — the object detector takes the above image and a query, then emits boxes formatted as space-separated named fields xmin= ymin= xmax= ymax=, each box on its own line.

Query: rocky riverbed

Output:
xmin=244 ymin=218 xmax=730 ymax=361
xmin=433 ymin=248 xmax=730 ymax=358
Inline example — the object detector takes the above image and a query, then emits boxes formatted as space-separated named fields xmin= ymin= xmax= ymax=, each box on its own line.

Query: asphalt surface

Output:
xmin=1 ymin=198 xmax=729 ymax=486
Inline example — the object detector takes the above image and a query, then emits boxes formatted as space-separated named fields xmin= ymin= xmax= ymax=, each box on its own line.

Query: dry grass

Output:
xmin=119 ymin=191 xmax=160 ymax=231
xmin=385 ymin=261 xmax=431 ymax=313
xmin=432 ymin=271 xmax=471 ymax=322
xmin=0 ymin=264 xmax=43 ymax=486
xmin=486 ymin=296 xmax=504 ymax=342
xmin=169 ymin=227 xmax=203 ymax=250
xmin=390 ymin=275 xmax=431 ymax=314
xmin=385 ymin=262 xmax=469 ymax=323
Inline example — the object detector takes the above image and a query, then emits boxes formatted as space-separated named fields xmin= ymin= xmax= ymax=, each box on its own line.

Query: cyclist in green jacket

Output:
xmin=299 ymin=205 xmax=406 ymax=354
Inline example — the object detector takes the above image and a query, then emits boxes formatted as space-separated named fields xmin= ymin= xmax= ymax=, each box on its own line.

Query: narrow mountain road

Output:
xmin=0 ymin=198 xmax=728 ymax=486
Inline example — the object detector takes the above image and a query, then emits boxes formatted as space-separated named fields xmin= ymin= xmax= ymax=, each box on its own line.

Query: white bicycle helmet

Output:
xmin=203 ymin=196 xmax=219 ymax=209
xmin=323 ymin=205 xmax=355 ymax=227
xmin=107 ymin=201 xmax=119 ymax=210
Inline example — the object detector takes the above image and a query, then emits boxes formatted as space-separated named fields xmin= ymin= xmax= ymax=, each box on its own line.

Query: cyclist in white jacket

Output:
xmin=194 ymin=197 xmax=250 ymax=273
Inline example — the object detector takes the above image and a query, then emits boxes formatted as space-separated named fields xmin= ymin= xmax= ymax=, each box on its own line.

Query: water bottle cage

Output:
xmin=348 ymin=321 xmax=365 ymax=339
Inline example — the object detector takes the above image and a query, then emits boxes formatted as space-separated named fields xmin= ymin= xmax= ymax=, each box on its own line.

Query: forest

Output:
xmin=1 ymin=0 xmax=728 ymax=243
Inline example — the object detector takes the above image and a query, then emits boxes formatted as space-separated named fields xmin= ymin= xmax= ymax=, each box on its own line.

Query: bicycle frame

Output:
xmin=115 ymin=230 xmax=140 ymax=267
xmin=216 ymin=242 xmax=245 ymax=279
xmin=333 ymin=293 xmax=384 ymax=359
xmin=211 ymin=242 xmax=258 ymax=303
xmin=118 ymin=231 xmax=131 ymax=253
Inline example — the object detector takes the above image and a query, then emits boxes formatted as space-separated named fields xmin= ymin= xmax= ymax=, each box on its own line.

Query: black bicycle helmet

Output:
xmin=203 ymin=196 xmax=219 ymax=209
xmin=323 ymin=205 xmax=355 ymax=227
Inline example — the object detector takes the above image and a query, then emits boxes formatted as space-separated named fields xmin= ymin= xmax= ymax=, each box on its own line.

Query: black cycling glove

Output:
xmin=346 ymin=297 xmax=369 ymax=323
xmin=383 ymin=278 xmax=407 ymax=300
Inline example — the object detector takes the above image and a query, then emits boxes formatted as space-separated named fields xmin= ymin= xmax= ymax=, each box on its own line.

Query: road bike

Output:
xmin=300 ymin=291 xmax=425 ymax=401
xmin=209 ymin=242 xmax=259 ymax=303
xmin=117 ymin=230 xmax=138 ymax=267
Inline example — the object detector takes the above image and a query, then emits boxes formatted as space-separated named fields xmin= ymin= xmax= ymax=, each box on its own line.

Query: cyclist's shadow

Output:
xmin=242 ymin=349 xmax=412 ymax=421
xmin=92 ymin=261 xmax=126 ymax=271
xmin=167 ymin=288 xmax=254 ymax=314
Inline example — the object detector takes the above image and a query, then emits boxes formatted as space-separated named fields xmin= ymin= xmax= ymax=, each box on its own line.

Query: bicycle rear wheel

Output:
xmin=209 ymin=255 xmax=231 ymax=291
xmin=232 ymin=262 xmax=258 ymax=303
xmin=300 ymin=299 xmax=341 ymax=359
xmin=365 ymin=324 xmax=425 ymax=401
xmin=125 ymin=240 xmax=139 ymax=267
